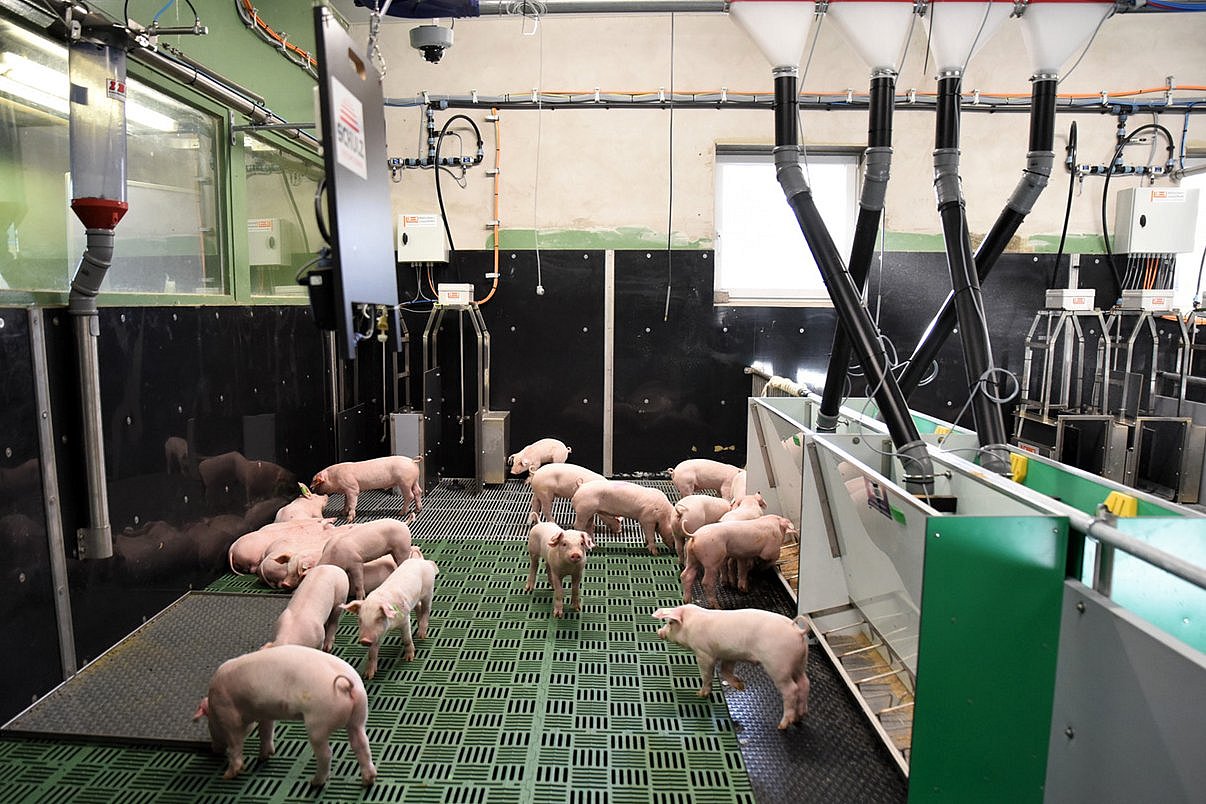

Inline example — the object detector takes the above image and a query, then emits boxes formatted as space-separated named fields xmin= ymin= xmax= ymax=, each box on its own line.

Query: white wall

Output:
xmin=358 ymin=11 xmax=1206 ymax=251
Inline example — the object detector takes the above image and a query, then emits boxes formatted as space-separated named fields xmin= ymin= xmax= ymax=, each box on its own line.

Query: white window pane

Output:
xmin=715 ymin=151 xmax=858 ymax=302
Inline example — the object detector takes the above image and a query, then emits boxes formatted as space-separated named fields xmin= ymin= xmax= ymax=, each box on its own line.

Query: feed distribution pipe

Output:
xmin=929 ymin=71 xmax=1011 ymax=475
xmin=773 ymin=69 xmax=934 ymax=495
xmin=898 ymin=75 xmax=1058 ymax=405
xmin=816 ymin=69 xmax=895 ymax=433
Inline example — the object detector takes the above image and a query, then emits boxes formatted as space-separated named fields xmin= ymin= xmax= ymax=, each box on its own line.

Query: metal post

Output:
xmin=29 ymin=308 xmax=78 ymax=677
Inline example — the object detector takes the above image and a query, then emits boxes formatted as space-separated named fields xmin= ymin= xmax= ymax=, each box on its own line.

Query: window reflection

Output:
xmin=0 ymin=18 xmax=225 ymax=295
xmin=244 ymin=133 xmax=322 ymax=297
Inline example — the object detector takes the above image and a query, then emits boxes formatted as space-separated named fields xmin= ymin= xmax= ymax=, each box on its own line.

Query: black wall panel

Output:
xmin=613 ymin=251 xmax=838 ymax=474
xmin=398 ymin=251 xmax=606 ymax=477
xmin=0 ymin=309 xmax=63 ymax=723
xmin=62 ymin=306 xmax=335 ymax=668
xmin=873 ymin=252 xmax=1108 ymax=425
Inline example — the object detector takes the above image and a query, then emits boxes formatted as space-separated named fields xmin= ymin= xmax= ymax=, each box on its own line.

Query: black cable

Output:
xmin=1196 ymin=246 xmax=1206 ymax=308
xmin=433 ymin=113 xmax=483 ymax=253
xmin=184 ymin=0 xmax=198 ymax=24
xmin=1101 ymin=122 xmax=1175 ymax=295
xmin=1050 ymin=121 xmax=1077 ymax=289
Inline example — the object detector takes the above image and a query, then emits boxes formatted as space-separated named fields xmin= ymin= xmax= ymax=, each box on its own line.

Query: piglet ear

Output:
xmin=274 ymin=554 xmax=291 ymax=565
xmin=341 ymin=601 xmax=363 ymax=615
xmin=583 ymin=533 xmax=596 ymax=551
xmin=298 ymin=482 xmax=312 ymax=498
xmin=652 ymin=607 xmax=682 ymax=624
xmin=547 ymin=531 xmax=564 ymax=547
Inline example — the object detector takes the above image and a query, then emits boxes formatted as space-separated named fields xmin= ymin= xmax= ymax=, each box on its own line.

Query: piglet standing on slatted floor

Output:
xmin=192 ymin=644 xmax=376 ymax=786
xmin=310 ymin=455 xmax=423 ymax=522
xmin=342 ymin=549 xmax=439 ymax=680
xmin=653 ymin=604 xmax=810 ymax=730
xmin=525 ymin=522 xmax=595 ymax=618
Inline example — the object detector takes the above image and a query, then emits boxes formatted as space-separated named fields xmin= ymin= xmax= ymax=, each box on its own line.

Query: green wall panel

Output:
xmin=909 ymin=515 xmax=1067 ymax=804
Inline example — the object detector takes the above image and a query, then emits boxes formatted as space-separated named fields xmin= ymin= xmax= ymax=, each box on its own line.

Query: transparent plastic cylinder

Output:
xmin=69 ymin=41 xmax=127 ymax=229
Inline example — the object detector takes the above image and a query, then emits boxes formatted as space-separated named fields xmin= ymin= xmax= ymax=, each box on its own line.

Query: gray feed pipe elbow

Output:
xmin=69 ymin=228 xmax=115 ymax=315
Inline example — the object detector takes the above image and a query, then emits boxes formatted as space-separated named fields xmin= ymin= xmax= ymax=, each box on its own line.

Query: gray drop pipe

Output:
xmin=67 ymin=228 xmax=115 ymax=560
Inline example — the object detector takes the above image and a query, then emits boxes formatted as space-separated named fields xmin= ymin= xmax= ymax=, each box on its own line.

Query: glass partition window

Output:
xmin=0 ymin=18 xmax=225 ymax=295
xmin=243 ymin=134 xmax=322 ymax=298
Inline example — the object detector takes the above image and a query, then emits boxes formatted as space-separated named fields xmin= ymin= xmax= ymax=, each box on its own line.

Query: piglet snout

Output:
xmin=359 ymin=637 xmax=374 ymax=647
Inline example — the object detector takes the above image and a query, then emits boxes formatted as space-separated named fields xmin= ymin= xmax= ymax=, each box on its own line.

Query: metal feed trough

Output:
xmin=742 ymin=383 xmax=1206 ymax=803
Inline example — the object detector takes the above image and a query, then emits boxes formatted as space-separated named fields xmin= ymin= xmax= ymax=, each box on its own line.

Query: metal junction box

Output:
xmin=389 ymin=411 xmax=426 ymax=489
xmin=1113 ymin=187 xmax=1200 ymax=255
xmin=396 ymin=213 xmax=449 ymax=262
xmin=477 ymin=409 xmax=510 ymax=486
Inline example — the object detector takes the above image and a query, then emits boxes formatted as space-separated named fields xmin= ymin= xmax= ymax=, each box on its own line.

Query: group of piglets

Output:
xmin=664 ymin=459 xmax=809 ymax=730
xmin=194 ymin=455 xmax=440 ymax=787
xmin=517 ymin=446 xmax=810 ymax=730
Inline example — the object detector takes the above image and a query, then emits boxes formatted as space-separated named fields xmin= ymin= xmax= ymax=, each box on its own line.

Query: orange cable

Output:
xmin=241 ymin=0 xmax=317 ymax=68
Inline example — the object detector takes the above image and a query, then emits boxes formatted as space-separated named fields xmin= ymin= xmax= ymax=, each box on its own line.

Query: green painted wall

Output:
xmin=96 ymin=0 xmax=318 ymax=124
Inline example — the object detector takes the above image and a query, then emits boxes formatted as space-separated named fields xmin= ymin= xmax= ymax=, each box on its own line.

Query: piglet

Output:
xmin=266 ymin=564 xmax=349 ymax=651
xmin=311 ymin=456 xmax=423 ymax=522
xmin=508 ymin=438 xmax=571 ymax=476
xmin=720 ymin=492 xmax=767 ymax=523
xmin=671 ymin=495 xmax=733 ymax=562
xmin=192 ymin=644 xmax=376 ymax=786
xmin=526 ymin=463 xmax=619 ymax=531
xmin=256 ymin=524 xmax=350 ymax=588
xmin=571 ymin=479 xmax=674 ymax=555
xmin=653 ymin=604 xmax=810 ymax=729
xmin=671 ymin=459 xmax=743 ymax=501
xmin=341 ymin=552 xmax=439 ymax=679
xmin=228 ymin=519 xmax=332 ymax=575
xmin=524 ymin=522 xmax=595 ymax=617
xmin=274 ymin=484 xmax=331 ymax=523
xmin=316 ymin=518 xmax=414 ymax=601
xmin=681 ymin=515 xmax=797 ymax=608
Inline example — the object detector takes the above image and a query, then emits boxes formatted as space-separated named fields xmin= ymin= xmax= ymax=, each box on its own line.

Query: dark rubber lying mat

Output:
xmin=2 ymin=592 xmax=289 ymax=746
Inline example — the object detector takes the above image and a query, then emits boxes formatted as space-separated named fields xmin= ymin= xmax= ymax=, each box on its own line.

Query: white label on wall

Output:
xmin=330 ymin=77 xmax=366 ymax=180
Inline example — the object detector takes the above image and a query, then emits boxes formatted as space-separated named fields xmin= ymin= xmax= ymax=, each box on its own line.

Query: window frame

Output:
xmin=713 ymin=143 xmax=863 ymax=307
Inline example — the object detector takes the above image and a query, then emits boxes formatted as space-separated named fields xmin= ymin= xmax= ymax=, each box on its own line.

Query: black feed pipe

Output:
xmin=930 ymin=72 xmax=1011 ymax=474
xmin=899 ymin=76 xmax=1058 ymax=399
xmin=817 ymin=71 xmax=895 ymax=433
xmin=772 ymin=70 xmax=933 ymax=494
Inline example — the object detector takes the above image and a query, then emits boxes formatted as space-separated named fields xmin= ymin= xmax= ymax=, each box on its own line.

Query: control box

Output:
xmin=1045 ymin=288 xmax=1094 ymax=311
xmin=437 ymin=283 xmax=475 ymax=305
xmin=396 ymin=213 xmax=449 ymax=262
xmin=1121 ymin=288 xmax=1177 ymax=312
xmin=1113 ymin=187 xmax=1200 ymax=255
xmin=247 ymin=218 xmax=297 ymax=266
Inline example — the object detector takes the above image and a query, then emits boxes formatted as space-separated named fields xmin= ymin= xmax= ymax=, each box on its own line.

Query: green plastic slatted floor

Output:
xmin=0 ymin=529 xmax=757 ymax=802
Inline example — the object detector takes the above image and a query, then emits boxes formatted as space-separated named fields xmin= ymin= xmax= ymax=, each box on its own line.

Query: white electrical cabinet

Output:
xmin=247 ymin=218 xmax=298 ymax=266
xmin=1113 ymin=187 xmax=1200 ymax=254
xmin=396 ymin=213 xmax=449 ymax=262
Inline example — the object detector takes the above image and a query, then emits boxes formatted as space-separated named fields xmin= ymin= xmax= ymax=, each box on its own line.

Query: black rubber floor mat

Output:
xmin=2 ymin=592 xmax=288 ymax=747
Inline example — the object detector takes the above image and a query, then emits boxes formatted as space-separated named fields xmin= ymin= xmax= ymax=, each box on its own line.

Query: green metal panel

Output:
xmin=909 ymin=515 xmax=1067 ymax=804
xmin=1021 ymin=459 xmax=1182 ymax=518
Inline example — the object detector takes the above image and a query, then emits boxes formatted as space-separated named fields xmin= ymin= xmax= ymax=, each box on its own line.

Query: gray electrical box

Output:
xmin=478 ymin=409 xmax=510 ymax=486
xmin=389 ymin=411 xmax=426 ymax=489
